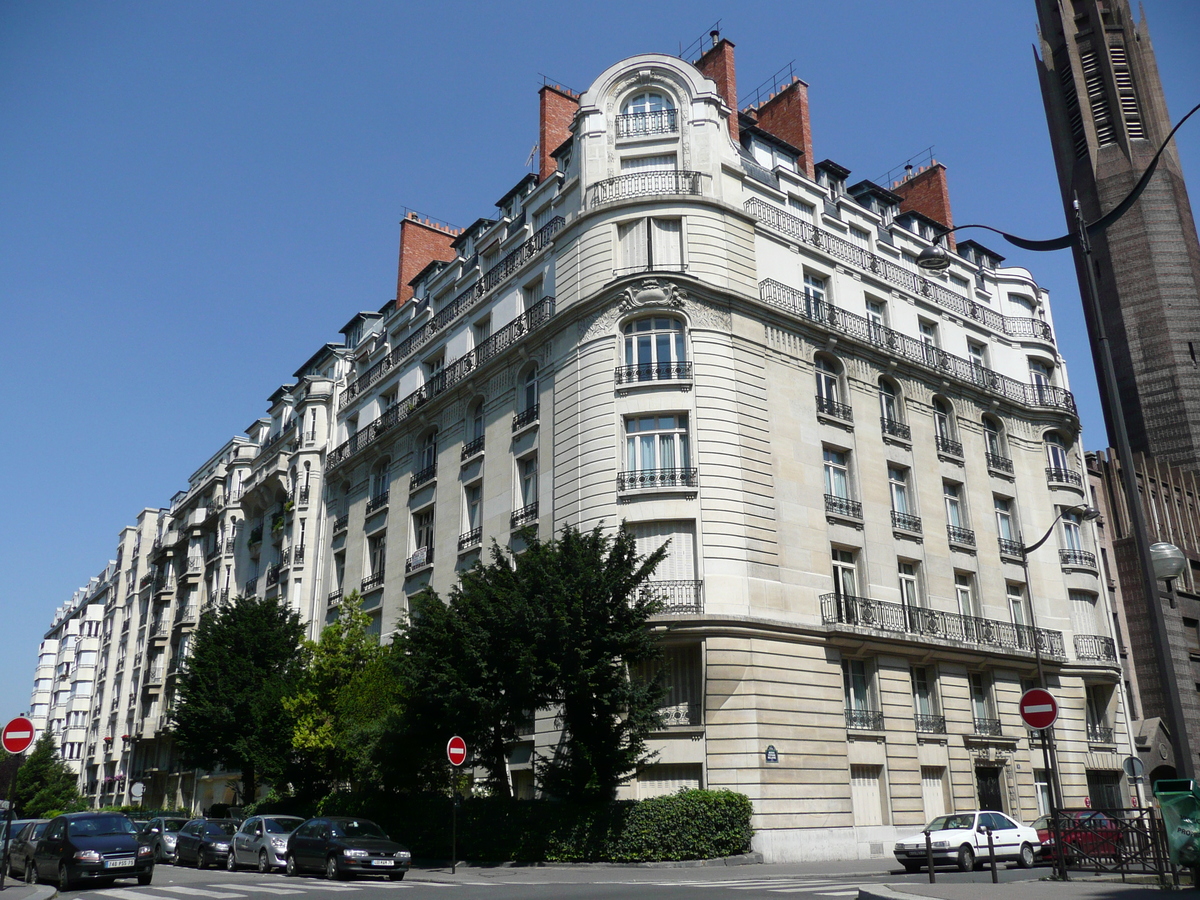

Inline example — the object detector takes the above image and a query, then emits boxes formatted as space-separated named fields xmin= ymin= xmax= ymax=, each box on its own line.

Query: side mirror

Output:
xmin=977 ymin=825 xmax=987 ymax=834
xmin=151 ymin=828 xmax=161 ymax=834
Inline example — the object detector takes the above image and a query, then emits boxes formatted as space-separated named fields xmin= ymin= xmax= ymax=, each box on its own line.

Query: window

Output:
xmin=632 ymin=520 xmax=697 ymax=580
xmin=413 ymin=509 xmax=434 ymax=553
xmin=831 ymin=548 xmax=858 ymax=598
xmin=1063 ymin=509 xmax=1085 ymax=551
xmin=919 ymin=319 xmax=939 ymax=351
xmin=933 ymin=398 xmax=956 ymax=443
xmin=956 ymin=572 xmax=979 ymax=618
xmin=424 ymin=353 xmax=445 ymax=385
xmin=623 ymin=316 xmax=687 ymax=381
xmin=1010 ymin=294 xmax=1038 ymax=317
xmin=843 ymin=658 xmax=871 ymax=711
xmin=619 ymin=91 xmax=676 ymax=137
xmin=473 ymin=316 xmax=491 ymax=347
xmin=950 ymin=273 xmax=971 ymax=293
xmin=626 ymin=414 xmax=690 ymax=473
xmin=815 ymin=356 xmax=846 ymax=418
xmin=467 ymin=400 xmax=485 ymax=446
xmin=866 ymin=299 xmax=887 ymax=342
xmin=522 ymin=278 xmax=543 ymax=311
xmin=522 ymin=367 xmax=539 ymax=413
xmin=1046 ymin=432 xmax=1071 ymax=471
xmin=1029 ymin=359 xmax=1054 ymax=398
xmin=367 ymin=534 xmax=386 ymax=579
xmin=518 ymin=455 xmax=538 ymax=508
xmin=970 ymin=673 xmax=994 ymax=722
xmin=804 ymin=272 xmax=827 ymax=305
xmin=898 ymin=561 xmax=921 ymax=611
xmin=1008 ymin=583 xmax=1029 ymax=630
xmin=912 ymin=666 xmax=938 ymax=718
xmin=879 ymin=379 xmax=900 ymax=423
xmin=944 ymin=482 xmax=965 ymax=528
xmin=1086 ymin=684 xmax=1113 ymax=740
xmin=968 ymin=341 xmax=988 ymax=371
xmin=370 ymin=457 xmax=391 ymax=501
xmin=619 ymin=217 xmax=682 ymax=272
xmin=849 ymin=226 xmax=870 ymax=249
xmin=984 ymin=416 xmax=1006 ymax=458
xmin=419 ymin=431 xmax=437 ymax=473
xmin=994 ymin=496 xmax=1016 ymax=542
xmin=1070 ymin=590 xmax=1099 ymax=636
xmin=824 ymin=449 xmax=850 ymax=499
xmin=788 ymin=196 xmax=815 ymax=223
xmin=464 ymin=483 xmax=482 ymax=532
xmin=888 ymin=466 xmax=911 ymax=515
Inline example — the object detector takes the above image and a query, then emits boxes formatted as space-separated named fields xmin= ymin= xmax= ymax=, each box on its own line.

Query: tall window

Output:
xmin=468 ymin=400 xmax=485 ymax=444
xmin=919 ymin=320 xmax=939 ymax=361
xmin=413 ymin=509 xmax=434 ymax=552
xmin=1062 ymin=508 xmax=1085 ymax=551
xmin=970 ymin=673 xmax=993 ymax=722
xmin=879 ymin=379 xmax=899 ymax=423
xmin=912 ymin=666 xmax=937 ymax=718
xmin=788 ymin=196 xmax=815 ymax=223
xmin=815 ymin=357 xmax=842 ymax=414
xmin=618 ymin=217 xmax=682 ymax=271
xmin=955 ymin=572 xmax=978 ymax=618
xmin=898 ymin=561 xmax=921 ymax=610
xmin=626 ymin=414 xmax=690 ymax=473
xmin=419 ymin=431 xmax=438 ymax=473
xmin=1008 ymin=583 xmax=1028 ymax=629
xmin=804 ymin=272 xmax=827 ymax=305
xmin=933 ymin=398 xmax=955 ymax=441
xmin=983 ymin=416 xmax=1006 ymax=458
xmin=831 ymin=548 xmax=858 ymax=598
xmin=968 ymin=341 xmax=988 ymax=371
xmin=619 ymin=90 xmax=676 ymax=132
xmin=371 ymin=458 xmax=390 ymax=501
xmin=464 ymin=483 xmax=482 ymax=532
xmin=519 ymin=455 xmax=538 ymax=508
xmin=1046 ymin=432 xmax=1071 ymax=471
xmin=1070 ymin=590 xmax=1099 ymax=636
xmin=888 ymin=465 xmax=911 ymax=515
xmin=367 ymin=534 xmax=386 ymax=577
xmin=843 ymin=658 xmax=871 ymax=711
xmin=824 ymin=449 xmax=850 ymax=499
xmin=944 ymin=482 xmax=965 ymax=528
xmin=994 ymin=496 xmax=1016 ymax=543
xmin=624 ymin=316 xmax=687 ymax=380
xmin=866 ymin=299 xmax=887 ymax=343
xmin=523 ymin=366 xmax=539 ymax=413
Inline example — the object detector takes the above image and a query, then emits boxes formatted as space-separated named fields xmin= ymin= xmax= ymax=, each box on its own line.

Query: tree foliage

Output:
xmin=13 ymin=732 xmax=85 ymax=818
xmin=172 ymin=595 xmax=304 ymax=803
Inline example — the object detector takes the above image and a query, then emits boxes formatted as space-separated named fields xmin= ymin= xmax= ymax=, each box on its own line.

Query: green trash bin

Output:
xmin=1154 ymin=779 xmax=1200 ymax=868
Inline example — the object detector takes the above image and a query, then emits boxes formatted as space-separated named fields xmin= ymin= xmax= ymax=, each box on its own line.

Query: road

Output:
xmin=54 ymin=855 xmax=1053 ymax=900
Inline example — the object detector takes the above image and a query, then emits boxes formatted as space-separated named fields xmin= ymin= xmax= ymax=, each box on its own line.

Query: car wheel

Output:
xmin=154 ymin=843 xmax=164 ymax=863
xmin=59 ymin=863 xmax=73 ymax=892
xmin=198 ymin=848 xmax=208 ymax=870
xmin=957 ymin=845 xmax=975 ymax=872
xmin=138 ymin=870 xmax=154 ymax=886
xmin=326 ymin=855 xmax=345 ymax=881
xmin=25 ymin=860 xmax=38 ymax=884
xmin=389 ymin=871 xmax=405 ymax=881
xmin=227 ymin=850 xmax=238 ymax=871
xmin=1018 ymin=842 xmax=1035 ymax=869
xmin=285 ymin=854 xmax=297 ymax=877
xmin=901 ymin=861 xmax=922 ymax=873
xmin=258 ymin=850 xmax=271 ymax=874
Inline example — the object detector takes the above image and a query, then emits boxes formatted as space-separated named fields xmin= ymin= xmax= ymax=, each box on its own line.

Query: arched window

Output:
xmin=1029 ymin=359 xmax=1054 ymax=403
xmin=618 ymin=91 xmax=677 ymax=138
xmin=1045 ymin=432 xmax=1071 ymax=472
xmin=815 ymin=356 xmax=847 ymax=419
xmin=523 ymin=366 xmax=539 ymax=413
xmin=878 ymin=379 xmax=906 ymax=439
xmin=932 ymin=397 xmax=957 ymax=450
xmin=623 ymin=316 xmax=687 ymax=382
xmin=983 ymin=415 xmax=1012 ymax=472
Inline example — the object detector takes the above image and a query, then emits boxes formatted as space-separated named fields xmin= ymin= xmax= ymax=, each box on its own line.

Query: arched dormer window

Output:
xmin=815 ymin=355 xmax=850 ymax=421
xmin=618 ymin=91 xmax=677 ymax=138
xmin=621 ymin=316 xmax=688 ymax=383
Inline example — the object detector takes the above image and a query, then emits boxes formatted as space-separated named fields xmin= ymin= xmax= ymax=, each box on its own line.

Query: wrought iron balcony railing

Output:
xmin=745 ymin=198 xmax=1057 ymax=346
xmin=366 ymin=490 xmax=391 ymax=514
xmin=947 ymin=525 xmax=976 ymax=546
xmin=1046 ymin=466 xmax=1083 ymax=487
xmin=617 ymin=468 xmax=699 ymax=492
xmin=974 ymin=717 xmax=1003 ymax=736
xmin=245 ymin=576 xmax=259 ymax=595
xmin=825 ymin=494 xmax=863 ymax=520
xmin=461 ymin=436 xmax=485 ymax=460
xmin=588 ymin=169 xmax=704 ymax=208
xmin=659 ymin=700 xmax=701 ymax=727
xmin=986 ymin=452 xmax=1014 ymax=474
xmin=511 ymin=502 xmax=539 ymax=529
xmin=297 ymin=485 xmax=310 ymax=505
xmin=615 ymin=108 xmax=678 ymax=138
xmin=998 ymin=538 xmax=1025 ymax=558
xmin=512 ymin=405 xmax=540 ymax=431
xmin=891 ymin=510 xmax=922 ymax=533
xmin=412 ymin=463 xmax=439 ymax=489
xmin=820 ymin=592 xmax=1066 ymax=658
xmin=362 ymin=570 xmax=386 ymax=591
xmin=638 ymin=580 xmax=704 ymax=615
xmin=405 ymin=546 xmax=433 ymax=574
xmin=1087 ymin=722 xmax=1115 ymax=743
xmin=329 ymin=297 xmax=556 ymax=469
xmin=1075 ymin=633 xmax=1118 ymax=662
xmin=816 ymin=395 xmax=853 ymax=421
xmin=881 ymin=417 xmax=911 ymax=440
xmin=333 ymin=513 xmax=349 ymax=533
xmin=845 ymin=708 xmax=885 ymax=731
xmin=759 ymin=278 xmax=1076 ymax=416
xmin=615 ymin=361 xmax=694 ymax=385
xmin=327 ymin=588 xmax=343 ymax=606
xmin=266 ymin=564 xmax=281 ymax=587
xmin=936 ymin=435 xmax=964 ymax=457
xmin=458 ymin=527 xmax=482 ymax=552
xmin=914 ymin=713 xmax=947 ymax=734
xmin=1060 ymin=548 xmax=1098 ymax=569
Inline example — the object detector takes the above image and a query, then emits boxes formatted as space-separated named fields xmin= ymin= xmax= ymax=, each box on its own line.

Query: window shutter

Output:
xmin=632 ymin=521 xmax=695 ymax=580
xmin=619 ymin=219 xmax=648 ymax=272
xmin=651 ymin=218 xmax=682 ymax=269
xmin=850 ymin=765 xmax=884 ymax=826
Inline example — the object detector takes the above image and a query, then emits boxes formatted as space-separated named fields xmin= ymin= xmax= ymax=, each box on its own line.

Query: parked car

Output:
xmin=284 ymin=816 xmax=411 ymax=881
xmin=228 ymin=815 xmax=304 ymax=872
xmin=0 ymin=819 xmax=39 ymax=848
xmin=173 ymin=818 xmax=239 ymax=869
xmin=29 ymin=811 xmax=154 ymax=889
xmin=142 ymin=816 xmax=189 ymax=862
xmin=893 ymin=810 xmax=1040 ymax=872
xmin=5 ymin=820 xmax=50 ymax=881
xmin=1032 ymin=811 xmax=1123 ymax=862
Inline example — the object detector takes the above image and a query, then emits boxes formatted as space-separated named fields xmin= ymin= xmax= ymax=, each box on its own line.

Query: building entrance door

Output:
xmin=976 ymin=767 xmax=1004 ymax=812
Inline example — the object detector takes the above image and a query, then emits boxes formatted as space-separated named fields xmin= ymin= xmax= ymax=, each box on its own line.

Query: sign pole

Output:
xmin=446 ymin=736 xmax=466 ymax=876
xmin=0 ymin=768 xmax=16 ymax=892
xmin=0 ymin=717 xmax=36 ymax=893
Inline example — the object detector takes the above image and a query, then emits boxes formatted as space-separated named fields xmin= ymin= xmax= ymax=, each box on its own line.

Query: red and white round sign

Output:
xmin=1019 ymin=688 xmax=1059 ymax=730
xmin=1 ymin=716 xmax=35 ymax=754
xmin=446 ymin=735 xmax=467 ymax=767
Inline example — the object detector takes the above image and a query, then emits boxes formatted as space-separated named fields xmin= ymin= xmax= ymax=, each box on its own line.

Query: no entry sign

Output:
xmin=1 ymin=717 xmax=35 ymax=755
xmin=1019 ymin=688 xmax=1059 ymax=730
xmin=446 ymin=735 xmax=467 ymax=767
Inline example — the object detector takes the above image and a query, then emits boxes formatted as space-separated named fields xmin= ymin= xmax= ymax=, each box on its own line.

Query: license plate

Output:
xmin=105 ymin=858 xmax=135 ymax=869
xmin=371 ymin=859 xmax=395 ymax=866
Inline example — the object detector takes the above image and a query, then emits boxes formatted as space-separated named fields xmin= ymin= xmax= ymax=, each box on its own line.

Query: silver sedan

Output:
xmin=228 ymin=815 xmax=305 ymax=873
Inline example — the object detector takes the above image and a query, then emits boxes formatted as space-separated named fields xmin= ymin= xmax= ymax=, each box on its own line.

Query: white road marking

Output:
xmin=222 ymin=886 xmax=306 ymax=894
xmin=156 ymin=887 xmax=247 ymax=898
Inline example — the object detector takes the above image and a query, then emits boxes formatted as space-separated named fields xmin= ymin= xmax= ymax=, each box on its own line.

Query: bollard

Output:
xmin=987 ymin=826 xmax=998 ymax=883
xmin=925 ymin=830 xmax=936 ymax=883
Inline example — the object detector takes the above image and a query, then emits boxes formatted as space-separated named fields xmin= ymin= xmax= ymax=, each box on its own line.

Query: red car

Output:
xmin=1032 ymin=811 xmax=1122 ymax=862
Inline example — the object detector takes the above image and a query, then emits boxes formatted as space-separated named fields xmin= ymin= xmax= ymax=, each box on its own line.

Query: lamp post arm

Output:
xmin=1021 ymin=514 xmax=1065 ymax=557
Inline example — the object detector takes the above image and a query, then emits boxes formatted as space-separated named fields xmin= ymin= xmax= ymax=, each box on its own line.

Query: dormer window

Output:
xmin=618 ymin=91 xmax=677 ymax=138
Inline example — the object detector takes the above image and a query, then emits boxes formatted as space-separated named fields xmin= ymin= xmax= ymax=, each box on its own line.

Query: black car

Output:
xmin=29 ymin=812 xmax=153 ymax=889
xmin=6 ymin=820 xmax=49 ymax=881
xmin=285 ymin=816 xmax=410 ymax=881
xmin=174 ymin=818 xmax=239 ymax=869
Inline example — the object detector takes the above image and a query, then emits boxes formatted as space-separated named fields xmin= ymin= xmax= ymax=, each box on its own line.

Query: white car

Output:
xmin=894 ymin=810 xmax=1040 ymax=871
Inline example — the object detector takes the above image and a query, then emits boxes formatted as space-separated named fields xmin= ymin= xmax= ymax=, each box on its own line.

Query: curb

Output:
xmin=857 ymin=886 xmax=924 ymax=900
xmin=410 ymin=851 xmax=764 ymax=875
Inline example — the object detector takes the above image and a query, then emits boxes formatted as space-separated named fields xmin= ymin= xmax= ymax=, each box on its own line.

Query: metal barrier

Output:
xmin=1046 ymin=807 xmax=1174 ymax=882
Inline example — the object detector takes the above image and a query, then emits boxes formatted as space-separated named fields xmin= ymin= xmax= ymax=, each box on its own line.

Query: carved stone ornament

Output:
xmin=618 ymin=279 xmax=688 ymax=311
xmin=577 ymin=304 xmax=625 ymax=343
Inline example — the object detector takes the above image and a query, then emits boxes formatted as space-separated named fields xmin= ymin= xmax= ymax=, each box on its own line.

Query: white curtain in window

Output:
xmin=1070 ymin=591 xmax=1099 ymax=636
xmin=651 ymin=218 xmax=682 ymax=268
xmin=621 ymin=154 xmax=676 ymax=172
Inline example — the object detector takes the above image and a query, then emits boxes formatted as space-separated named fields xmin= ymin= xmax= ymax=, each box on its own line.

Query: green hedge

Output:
xmin=257 ymin=789 xmax=752 ymax=862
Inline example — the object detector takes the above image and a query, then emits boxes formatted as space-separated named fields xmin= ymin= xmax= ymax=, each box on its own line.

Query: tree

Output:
xmin=172 ymin=595 xmax=304 ymax=803
xmin=12 ymin=732 xmax=85 ymax=818
xmin=282 ymin=592 xmax=387 ymax=796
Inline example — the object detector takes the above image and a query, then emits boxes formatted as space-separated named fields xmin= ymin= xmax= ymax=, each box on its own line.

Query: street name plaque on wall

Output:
xmin=765 ymin=745 xmax=779 ymax=763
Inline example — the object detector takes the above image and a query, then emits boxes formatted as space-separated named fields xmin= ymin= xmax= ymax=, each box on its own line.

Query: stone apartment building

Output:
xmin=27 ymin=35 xmax=1135 ymax=861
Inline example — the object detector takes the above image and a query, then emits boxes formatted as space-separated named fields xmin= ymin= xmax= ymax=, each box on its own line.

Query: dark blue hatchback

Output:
xmin=30 ymin=812 xmax=154 ymax=890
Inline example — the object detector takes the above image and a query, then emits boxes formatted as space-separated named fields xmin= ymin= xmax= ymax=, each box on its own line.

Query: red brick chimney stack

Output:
xmin=695 ymin=32 xmax=738 ymax=144
xmin=394 ymin=213 xmax=459 ymax=309
xmin=751 ymin=77 xmax=815 ymax=179
xmin=891 ymin=162 xmax=956 ymax=250
xmin=539 ymin=84 xmax=580 ymax=182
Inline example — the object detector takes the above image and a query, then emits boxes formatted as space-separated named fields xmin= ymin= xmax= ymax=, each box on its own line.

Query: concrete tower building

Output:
xmin=1035 ymin=0 xmax=1200 ymax=472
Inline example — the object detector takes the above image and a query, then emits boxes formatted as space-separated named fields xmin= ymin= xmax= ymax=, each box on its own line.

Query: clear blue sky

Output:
xmin=2 ymin=1 xmax=1197 ymax=725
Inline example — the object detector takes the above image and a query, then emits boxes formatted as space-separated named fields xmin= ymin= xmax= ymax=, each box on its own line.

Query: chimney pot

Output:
xmin=711 ymin=30 xmax=720 ymax=47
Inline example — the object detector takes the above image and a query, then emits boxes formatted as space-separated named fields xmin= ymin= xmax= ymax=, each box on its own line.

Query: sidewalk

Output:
xmin=865 ymin=877 xmax=1196 ymax=900
xmin=0 ymin=884 xmax=54 ymax=900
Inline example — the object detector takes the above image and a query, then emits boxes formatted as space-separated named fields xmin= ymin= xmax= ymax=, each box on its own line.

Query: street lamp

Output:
xmin=917 ymin=102 xmax=1200 ymax=780
xmin=1019 ymin=503 xmax=1100 ymax=813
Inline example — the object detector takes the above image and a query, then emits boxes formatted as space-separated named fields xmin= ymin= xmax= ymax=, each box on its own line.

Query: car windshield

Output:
xmin=69 ymin=816 xmax=137 ymax=837
xmin=332 ymin=820 xmax=387 ymax=839
xmin=162 ymin=819 xmax=188 ymax=831
xmin=264 ymin=818 xmax=301 ymax=834
xmin=926 ymin=814 xmax=975 ymax=832
xmin=204 ymin=822 xmax=238 ymax=836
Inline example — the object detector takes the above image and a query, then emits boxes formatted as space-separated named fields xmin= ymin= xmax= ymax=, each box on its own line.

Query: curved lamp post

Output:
xmin=916 ymin=102 xmax=1200 ymax=780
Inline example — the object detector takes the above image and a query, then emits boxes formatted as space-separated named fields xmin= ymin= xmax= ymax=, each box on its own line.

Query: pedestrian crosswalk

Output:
xmin=613 ymin=878 xmax=863 ymax=895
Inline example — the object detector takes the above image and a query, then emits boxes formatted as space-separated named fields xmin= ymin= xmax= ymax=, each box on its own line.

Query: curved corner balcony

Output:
xmin=588 ymin=170 xmax=704 ymax=209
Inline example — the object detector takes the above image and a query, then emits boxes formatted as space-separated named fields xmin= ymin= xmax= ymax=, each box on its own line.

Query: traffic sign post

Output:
xmin=446 ymin=737 xmax=467 ymax=874
xmin=1 ymin=716 xmax=36 ymax=892
xmin=1019 ymin=689 xmax=1064 ymax=833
